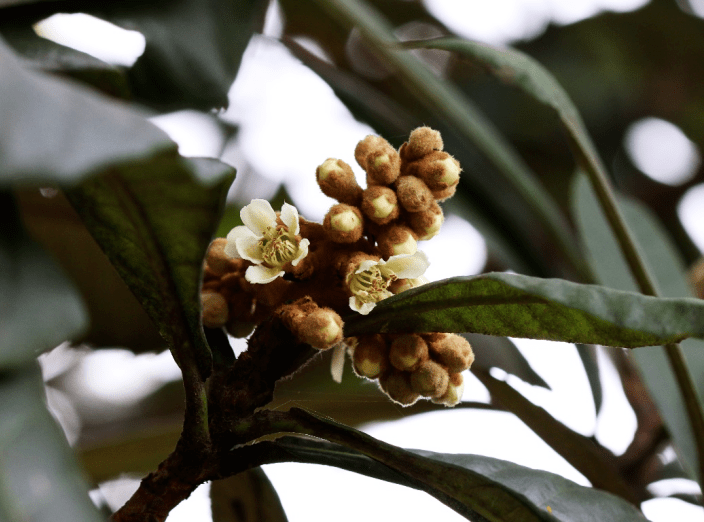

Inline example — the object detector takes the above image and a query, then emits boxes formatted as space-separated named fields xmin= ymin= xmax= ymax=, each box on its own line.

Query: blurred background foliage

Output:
xmin=3 ymin=0 xmax=704 ymax=519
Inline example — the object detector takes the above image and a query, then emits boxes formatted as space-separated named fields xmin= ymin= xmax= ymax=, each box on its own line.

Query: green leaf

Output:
xmin=273 ymin=411 xmax=647 ymax=522
xmin=571 ymin=172 xmax=703 ymax=481
xmin=96 ymin=0 xmax=262 ymax=111
xmin=0 ymin=366 xmax=102 ymax=522
xmin=0 ymin=37 xmax=174 ymax=184
xmin=344 ymin=272 xmax=704 ymax=347
xmin=65 ymin=155 xmax=235 ymax=378
xmin=1 ymin=193 xmax=87 ymax=368
xmin=211 ymin=468 xmax=288 ymax=522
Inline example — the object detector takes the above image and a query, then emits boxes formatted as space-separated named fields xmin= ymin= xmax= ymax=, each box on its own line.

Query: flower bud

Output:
xmin=389 ymin=334 xmax=428 ymax=371
xmin=316 ymin=158 xmax=363 ymax=205
xmin=352 ymin=334 xmax=389 ymax=379
xmin=432 ymin=372 xmax=465 ymax=406
xmin=377 ymin=225 xmax=418 ymax=258
xmin=431 ymin=184 xmax=457 ymax=202
xmin=355 ymin=135 xmax=401 ymax=185
xmin=399 ymin=127 xmax=444 ymax=162
xmin=298 ymin=308 xmax=344 ymax=350
xmin=429 ymin=334 xmax=474 ymax=373
xmin=361 ymin=186 xmax=399 ymax=225
xmin=410 ymin=360 xmax=449 ymax=398
xmin=407 ymin=200 xmax=444 ymax=240
xmin=404 ymin=151 xmax=461 ymax=191
xmin=379 ymin=369 xmax=420 ymax=406
xmin=201 ymin=291 xmax=229 ymax=328
xmin=395 ymin=175 xmax=434 ymax=212
xmin=206 ymin=238 xmax=232 ymax=277
xmin=324 ymin=203 xmax=364 ymax=243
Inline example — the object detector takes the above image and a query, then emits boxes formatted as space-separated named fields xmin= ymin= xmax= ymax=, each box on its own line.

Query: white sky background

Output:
xmin=33 ymin=0 xmax=704 ymax=520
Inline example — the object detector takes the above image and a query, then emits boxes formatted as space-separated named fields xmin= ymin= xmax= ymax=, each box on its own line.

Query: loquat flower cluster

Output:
xmin=201 ymin=127 xmax=474 ymax=406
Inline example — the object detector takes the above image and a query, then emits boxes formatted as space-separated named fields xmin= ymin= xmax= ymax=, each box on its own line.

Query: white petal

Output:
xmin=330 ymin=343 xmax=346 ymax=383
xmin=224 ymin=226 xmax=257 ymax=258
xmin=280 ymin=202 xmax=301 ymax=235
xmin=236 ymin=235 xmax=264 ymax=263
xmin=241 ymin=199 xmax=276 ymax=236
xmin=349 ymin=296 xmax=376 ymax=315
xmin=291 ymin=238 xmax=309 ymax=266
xmin=355 ymin=259 xmax=379 ymax=274
xmin=245 ymin=264 xmax=284 ymax=284
xmin=384 ymin=251 xmax=430 ymax=279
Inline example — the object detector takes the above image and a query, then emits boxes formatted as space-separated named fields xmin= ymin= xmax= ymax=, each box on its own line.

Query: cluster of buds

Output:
xmin=350 ymin=333 xmax=474 ymax=407
xmin=201 ymin=127 xmax=473 ymax=406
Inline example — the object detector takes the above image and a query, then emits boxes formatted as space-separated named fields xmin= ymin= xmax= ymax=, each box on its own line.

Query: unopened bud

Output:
xmin=324 ymin=203 xmax=364 ymax=243
xmin=201 ymin=291 xmax=229 ymax=328
xmin=389 ymin=334 xmax=429 ymax=371
xmin=377 ymin=225 xmax=418 ymax=258
xmin=355 ymin=135 xmax=400 ymax=185
xmin=379 ymin=369 xmax=420 ymax=406
xmin=361 ymin=186 xmax=399 ymax=225
xmin=299 ymin=308 xmax=344 ymax=350
xmin=395 ymin=175 xmax=434 ymax=212
xmin=399 ymin=127 xmax=444 ymax=162
xmin=407 ymin=200 xmax=444 ymax=240
xmin=410 ymin=360 xmax=449 ymax=398
xmin=432 ymin=372 xmax=465 ymax=406
xmin=316 ymin=158 xmax=363 ymax=205
xmin=405 ymin=151 xmax=461 ymax=191
xmin=352 ymin=334 xmax=389 ymax=379
xmin=429 ymin=334 xmax=474 ymax=373
xmin=206 ymin=238 xmax=232 ymax=277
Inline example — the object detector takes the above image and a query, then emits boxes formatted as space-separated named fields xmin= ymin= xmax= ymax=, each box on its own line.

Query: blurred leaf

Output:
xmin=277 ymin=410 xmax=648 ymax=521
xmin=466 ymin=333 xmax=549 ymax=389
xmin=16 ymin=189 xmax=166 ymax=352
xmin=308 ymin=0 xmax=586 ymax=278
xmin=95 ymin=0 xmax=263 ymax=111
xmin=65 ymin=155 xmax=235 ymax=378
xmin=345 ymin=272 xmax=704 ymax=347
xmin=0 ymin=24 xmax=132 ymax=98
xmin=575 ymin=343 xmax=602 ymax=414
xmin=572 ymin=172 xmax=702 ymax=481
xmin=211 ymin=468 xmax=288 ymax=522
xmin=0 ymin=366 xmax=102 ymax=522
xmin=0 ymin=36 xmax=174 ymax=184
xmin=0 ymin=194 xmax=87 ymax=368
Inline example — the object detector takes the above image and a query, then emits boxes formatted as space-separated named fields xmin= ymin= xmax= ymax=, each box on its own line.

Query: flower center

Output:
xmin=259 ymin=226 xmax=298 ymax=268
xmin=349 ymin=265 xmax=397 ymax=304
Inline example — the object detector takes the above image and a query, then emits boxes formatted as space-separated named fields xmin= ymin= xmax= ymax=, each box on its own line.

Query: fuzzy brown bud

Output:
xmin=298 ymin=308 xmax=344 ymax=350
xmin=355 ymin=135 xmax=400 ymax=185
xmin=389 ymin=334 xmax=429 ymax=372
xmin=399 ymin=127 xmax=444 ymax=162
xmin=352 ymin=334 xmax=389 ymax=379
xmin=316 ymin=158 xmax=363 ymax=205
xmin=429 ymin=334 xmax=474 ymax=373
xmin=376 ymin=225 xmax=418 ymax=259
xmin=206 ymin=238 xmax=232 ymax=277
xmin=407 ymin=200 xmax=444 ymax=240
xmin=405 ymin=151 xmax=461 ymax=192
xmin=324 ymin=203 xmax=364 ymax=243
xmin=379 ymin=369 xmax=420 ymax=406
xmin=395 ymin=175 xmax=434 ymax=212
xmin=361 ymin=186 xmax=399 ymax=225
xmin=410 ymin=360 xmax=449 ymax=398
xmin=201 ymin=291 xmax=229 ymax=328
xmin=431 ymin=185 xmax=457 ymax=202
xmin=432 ymin=372 xmax=465 ymax=406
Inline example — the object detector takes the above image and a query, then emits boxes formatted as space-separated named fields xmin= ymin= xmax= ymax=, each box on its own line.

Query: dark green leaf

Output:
xmin=0 ymin=366 xmax=101 ymax=522
xmin=211 ymin=468 xmax=288 ymax=522
xmin=0 ymin=37 xmax=174 ymax=184
xmin=466 ymin=333 xmax=549 ymax=389
xmin=97 ymin=0 xmax=263 ymax=111
xmin=1 ymin=193 xmax=87 ymax=368
xmin=65 ymin=155 xmax=235 ymax=378
xmin=344 ymin=272 xmax=704 ymax=347
xmin=575 ymin=343 xmax=602 ymax=414
xmin=571 ymin=172 xmax=703 ymax=481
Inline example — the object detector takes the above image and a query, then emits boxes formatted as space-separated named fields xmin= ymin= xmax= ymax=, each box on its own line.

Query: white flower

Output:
xmin=224 ymin=199 xmax=310 ymax=284
xmin=347 ymin=251 xmax=430 ymax=315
